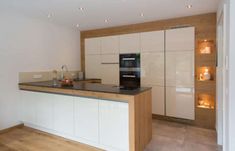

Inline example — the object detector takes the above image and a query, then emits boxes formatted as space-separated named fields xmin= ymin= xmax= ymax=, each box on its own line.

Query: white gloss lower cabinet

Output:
xmin=75 ymin=97 xmax=99 ymax=143
xmin=36 ymin=93 xmax=54 ymax=130
xmin=21 ymin=91 xmax=37 ymax=125
xmin=99 ymin=100 xmax=129 ymax=151
xmin=54 ymin=95 xmax=74 ymax=136
xmin=166 ymin=86 xmax=195 ymax=120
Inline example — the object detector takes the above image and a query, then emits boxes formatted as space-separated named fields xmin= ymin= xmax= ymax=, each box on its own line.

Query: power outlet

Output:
xmin=33 ymin=74 xmax=43 ymax=79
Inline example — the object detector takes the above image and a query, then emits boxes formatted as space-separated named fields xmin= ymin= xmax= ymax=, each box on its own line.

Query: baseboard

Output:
xmin=0 ymin=124 xmax=24 ymax=134
xmin=152 ymin=114 xmax=194 ymax=125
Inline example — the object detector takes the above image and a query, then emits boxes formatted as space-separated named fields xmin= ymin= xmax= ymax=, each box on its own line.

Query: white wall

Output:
xmin=228 ymin=0 xmax=235 ymax=150
xmin=0 ymin=11 xmax=80 ymax=130
xmin=217 ymin=0 xmax=235 ymax=150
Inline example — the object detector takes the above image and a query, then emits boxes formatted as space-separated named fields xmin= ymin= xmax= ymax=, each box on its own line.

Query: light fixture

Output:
xmin=104 ymin=19 xmax=108 ymax=23
xmin=76 ymin=24 xmax=80 ymax=28
xmin=78 ymin=7 xmax=84 ymax=11
xmin=47 ymin=13 xmax=53 ymax=18
xmin=140 ymin=13 xmax=144 ymax=17
xmin=186 ymin=4 xmax=192 ymax=8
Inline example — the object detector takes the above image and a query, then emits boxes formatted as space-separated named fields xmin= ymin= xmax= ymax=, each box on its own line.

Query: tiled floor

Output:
xmin=145 ymin=119 xmax=222 ymax=151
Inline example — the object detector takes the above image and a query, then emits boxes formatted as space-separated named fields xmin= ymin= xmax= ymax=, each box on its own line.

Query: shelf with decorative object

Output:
xmin=197 ymin=40 xmax=215 ymax=55
xmin=196 ymin=93 xmax=215 ymax=109
xmin=196 ymin=66 xmax=215 ymax=82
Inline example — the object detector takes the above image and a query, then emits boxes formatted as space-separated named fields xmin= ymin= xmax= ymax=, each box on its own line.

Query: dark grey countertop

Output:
xmin=19 ymin=80 xmax=151 ymax=95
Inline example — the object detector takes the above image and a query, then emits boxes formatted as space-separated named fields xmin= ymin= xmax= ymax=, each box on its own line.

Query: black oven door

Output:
xmin=120 ymin=71 xmax=140 ymax=89
xmin=120 ymin=53 xmax=140 ymax=68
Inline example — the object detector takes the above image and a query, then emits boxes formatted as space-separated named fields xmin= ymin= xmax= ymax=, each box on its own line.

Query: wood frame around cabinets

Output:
xmin=80 ymin=13 xmax=216 ymax=129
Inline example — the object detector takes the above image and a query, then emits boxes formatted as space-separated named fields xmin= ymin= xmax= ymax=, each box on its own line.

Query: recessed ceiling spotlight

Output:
xmin=186 ymin=4 xmax=192 ymax=8
xmin=140 ymin=13 xmax=144 ymax=17
xmin=104 ymin=19 xmax=108 ymax=23
xmin=79 ymin=7 xmax=84 ymax=11
xmin=76 ymin=24 xmax=80 ymax=28
xmin=47 ymin=13 xmax=53 ymax=18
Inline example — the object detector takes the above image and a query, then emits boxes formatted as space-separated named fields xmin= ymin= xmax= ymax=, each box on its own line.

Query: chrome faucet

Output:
xmin=61 ymin=65 xmax=69 ymax=80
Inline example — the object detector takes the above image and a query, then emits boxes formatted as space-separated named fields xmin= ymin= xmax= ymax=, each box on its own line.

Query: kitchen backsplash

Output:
xmin=19 ymin=70 xmax=80 ymax=83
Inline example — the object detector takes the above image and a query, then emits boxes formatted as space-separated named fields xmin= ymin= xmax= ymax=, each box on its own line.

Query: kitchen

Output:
xmin=0 ymin=0 xmax=235 ymax=151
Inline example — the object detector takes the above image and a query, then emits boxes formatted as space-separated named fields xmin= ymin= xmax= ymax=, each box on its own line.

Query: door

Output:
xmin=21 ymin=91 xmax=37 ymax=125
xmin=75 ymin=97 xmax=99 ymax=143
xmin=120 ymin=33 xmax=140 ymax=54
xmin=54 ymin=94 xmax=74 ymax=136
xmin=85 ymin=38 xmax=101 ymax=55
xmin=85 ymin=55 xmax=101 ymax=79
xmin=99 ymin=100 xmax=129 ymax=151
xmin=100 ymin=54 xmax=119 ymax=85
xmin=101 ymin=36 xmax=119 ymax=54
xmin=36 ymin=93 xmax=54 ymax=129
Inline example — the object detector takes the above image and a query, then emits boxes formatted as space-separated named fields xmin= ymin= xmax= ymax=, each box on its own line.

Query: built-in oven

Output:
xmin=119 ymin=53 xmax=140 ymax=89
xmin=120 ymin=53 xmax=140 ymax=68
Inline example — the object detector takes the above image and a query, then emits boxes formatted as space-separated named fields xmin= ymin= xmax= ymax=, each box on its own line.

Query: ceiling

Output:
xmin=0 ymin=0 xmax=220 ymax=31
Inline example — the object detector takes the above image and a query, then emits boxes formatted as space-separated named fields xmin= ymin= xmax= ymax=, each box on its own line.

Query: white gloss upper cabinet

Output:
xmin=99 ymin=100 xmax=129 ymax=151
xmin=101 ymin=36 xmax=119 ymax=54
xmin=165 ymin=51 xmax=194 ymax=87
xmin=119 ymin=33 xmax=140 ymax=54
xmin=141 ymin=52 xmax=164 ymax=86
xmin=75 ymin=97 xmax=99 ymax=143
xmin=166 ymin=27 xmax=195 ymax=51
xmin=101 ymin=64 xmax=119 ymax=85
xmin=85 ymin=38 xmax=101 ymax=55
xmin=141 ymin=30 xmax=165 ymax=53
xmin=166 ymin=87 xmax=195 ymax=120
xmin=53 ymin=95 xmax=74 ymax=136
xmin=36 ymin=93 xmax=54 ymax=130
xmin=85 ymin=55 xmax=101 ymax=79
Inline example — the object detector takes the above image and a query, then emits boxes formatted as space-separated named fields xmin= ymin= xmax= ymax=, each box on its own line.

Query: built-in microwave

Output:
xmin=120 ymin=53 xmax=140 ymax=68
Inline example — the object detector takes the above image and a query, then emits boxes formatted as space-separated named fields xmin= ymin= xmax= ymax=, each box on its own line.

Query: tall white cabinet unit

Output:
xmin=140 ymin=30 xmax=165 ymax=115
xmin=85 ymin=38 xmax=101 ymax=79
xmin=165 ymin=27 xmax=195 ymax=120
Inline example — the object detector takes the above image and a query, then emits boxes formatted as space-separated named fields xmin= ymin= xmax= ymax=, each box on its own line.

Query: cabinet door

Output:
xmin=36 ymin=93 xmax=54 ymax=130
xmin=165 ymin=51 xmax=194 ymax=87
xmin=99 ymin=100 xmax=129 ymax=151
xmin=85 ymin=38 xmax=101 ymax=55
xmin=120 ymin=33 xmax=140 ymax=54
xmin=141 ymin=52 xmax=164 ymax=86
xmin=21 ymin=91 xmax=37 ymax=125
xmin=141 ymin=30 xmax=165 ymax=53
xmin=166 ymin=86 xmax=195 ymax=120
xmin=166 ymin=27 xmax=195 ymax=51
xmin=75 ymin=97 xmax=99 ymax=143
xmin=151 ymin=86 xmax=165 ymax=115
xmin=101 ymin=36 xmax=119 ymax=54
xmin=54 ymin=95 xmax=74 ymax=136
xmin=85 ymin=55 xmax=101 ymax=79
xmin=101 ymin=64 xmax=119 ymax=85
xmin=101 ymin=54 xmax=119 ymax=85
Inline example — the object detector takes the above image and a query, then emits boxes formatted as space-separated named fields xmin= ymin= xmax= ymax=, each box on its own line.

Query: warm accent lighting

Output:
xmin=198 ymin=67 xmax=212 ymax=81
xmin=198 ymin=40 xmax=213 ymax=54
xmin=197 ymin=94 xmax=214 ymax=109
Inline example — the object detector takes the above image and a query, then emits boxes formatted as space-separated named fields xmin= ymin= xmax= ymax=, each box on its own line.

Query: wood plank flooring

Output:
xmin=0 ymin=126 xmax=102 ymax=151
xmin=0 ymin=120 xmax=222 ymax=151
